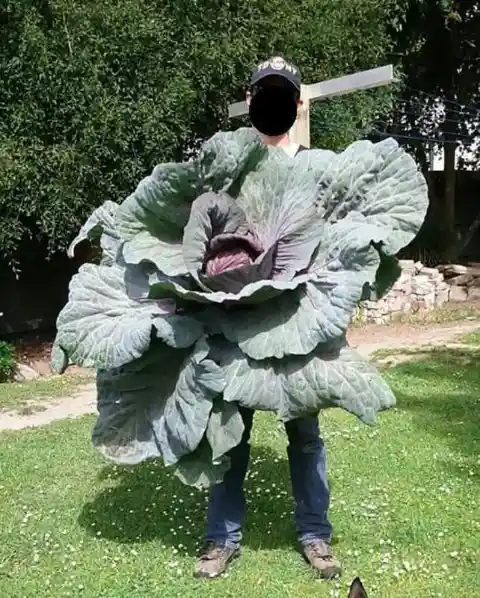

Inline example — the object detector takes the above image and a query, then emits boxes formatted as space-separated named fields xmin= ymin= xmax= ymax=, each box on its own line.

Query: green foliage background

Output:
xmin=0 ymin=0 xmax=399 ymax=270
xmin=0 ymin=341 xmax=16 ymax=382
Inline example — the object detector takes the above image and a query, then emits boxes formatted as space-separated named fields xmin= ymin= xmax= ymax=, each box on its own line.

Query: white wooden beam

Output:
xmin=229 ymin=100 xmax=248 ymax=119
xmin=307 ymin=64 xmax=394 ymax=101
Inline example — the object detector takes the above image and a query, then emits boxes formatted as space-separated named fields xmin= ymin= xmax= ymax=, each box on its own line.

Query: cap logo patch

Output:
xmin=257 ymin=56 xmax=298 ymax=75
xmin=270 ymin=56 xmax=286 ymax=70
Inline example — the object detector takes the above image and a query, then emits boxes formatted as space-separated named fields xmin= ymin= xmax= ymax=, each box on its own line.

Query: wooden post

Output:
xmin=290 ymin=84 xmax=311 ymax=147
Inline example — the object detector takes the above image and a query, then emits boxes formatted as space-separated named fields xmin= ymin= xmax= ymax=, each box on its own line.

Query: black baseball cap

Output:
xmin=250 ymin=56 xmax=301 ymax=92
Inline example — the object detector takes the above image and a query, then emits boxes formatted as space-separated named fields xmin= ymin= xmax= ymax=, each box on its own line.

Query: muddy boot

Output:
xmin=193 ymin=542 xmax=240 ymax=579
xmin=302 ymin=539 xmax=342 ymax=579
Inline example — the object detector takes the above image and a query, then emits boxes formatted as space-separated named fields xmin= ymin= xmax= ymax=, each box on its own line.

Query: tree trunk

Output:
xmin=442 ymin=15 xmax=460 ymax=263
xmin=416 ymin=144 xmax=441 ymax=221
xmin=449 ymin=210 xmax=480 ymax=263
xmin=443 ymin=141 xmax=456 ymax=253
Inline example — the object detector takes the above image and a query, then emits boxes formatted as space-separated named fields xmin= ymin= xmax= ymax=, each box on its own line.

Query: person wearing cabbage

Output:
xmin=52 ymin=56 xmax=428 ymax=582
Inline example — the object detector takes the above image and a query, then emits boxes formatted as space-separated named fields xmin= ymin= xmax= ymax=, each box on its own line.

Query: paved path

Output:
xmin=0 ymin=321 xmax=478 ymax=432
xmin=0 ymin=383 xmax=96 ymax=431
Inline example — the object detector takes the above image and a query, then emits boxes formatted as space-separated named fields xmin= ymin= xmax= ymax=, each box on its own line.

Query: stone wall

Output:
xmin=358 ymin=260 xmax=451 ymax=324
xmin=438 ymin=263 xmax=480 ymax=303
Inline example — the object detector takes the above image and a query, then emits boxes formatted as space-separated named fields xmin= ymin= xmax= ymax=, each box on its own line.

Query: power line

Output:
xmin=379 ymin=126 xmax=475 ymax=142
xmin=390 ymin=107 xmax=474 ymax=128
xmin=311 ymin=117 xmax=476 ymax=144
xmin=372 ymin=129 xmax=464 ymax=145
xmin=396 ymin=97 xmax=480 ymax=121
xmin=317 ymin=84 xmax=480 ymax=120
xmin=320 ymin=92 xmax=480 ymax=123
xmin=403 ymin=85 xmax=480 ymax=119
xmin=374 ymin=115 xmax=476 ymax=141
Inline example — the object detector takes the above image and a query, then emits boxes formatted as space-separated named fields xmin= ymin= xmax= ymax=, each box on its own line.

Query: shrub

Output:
xmin=0 ymin=0 xmax=399 ymax=271
xmin=0 ymin=341 xmax=16 ymax=382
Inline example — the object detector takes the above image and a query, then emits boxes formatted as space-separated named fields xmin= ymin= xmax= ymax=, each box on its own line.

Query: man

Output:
xmin=194 ymin=56 xmax=341 ymax=581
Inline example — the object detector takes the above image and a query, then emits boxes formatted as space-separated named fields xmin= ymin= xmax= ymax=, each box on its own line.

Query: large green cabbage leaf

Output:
xmin=52 ymin=127 xmax=428 ymax=488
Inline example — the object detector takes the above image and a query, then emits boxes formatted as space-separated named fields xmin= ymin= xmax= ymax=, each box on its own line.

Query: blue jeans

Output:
xmin=204 ymin=407 xmax=332 ymax=549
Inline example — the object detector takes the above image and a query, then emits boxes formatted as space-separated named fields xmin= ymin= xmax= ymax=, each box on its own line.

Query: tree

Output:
xmin=0 ymin=0 xmax=400 ymax=271
xmin=381 ymin=0 xmax=480 ymax=262
xmin=307 ymin=0 xmax=401 ymax=151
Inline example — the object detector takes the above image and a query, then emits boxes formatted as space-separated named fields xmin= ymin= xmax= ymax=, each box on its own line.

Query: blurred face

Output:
xmin=246 ymin=75 xmax=302 ymax=137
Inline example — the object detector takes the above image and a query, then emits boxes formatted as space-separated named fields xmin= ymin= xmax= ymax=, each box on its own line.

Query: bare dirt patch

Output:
xmin=347 ymin=321 xmax=480 ymax=358
xmin=0 ymin=320 xmax=478 ymax=432
xmin=0 ymin=383 xmax=96 ymax=431
xmin=10 ymin=328 xmax=91 ymax=377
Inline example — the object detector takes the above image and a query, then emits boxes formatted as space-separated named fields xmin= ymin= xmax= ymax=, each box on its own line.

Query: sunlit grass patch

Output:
xmin=0 ymin=350 xmax=478 ymax=597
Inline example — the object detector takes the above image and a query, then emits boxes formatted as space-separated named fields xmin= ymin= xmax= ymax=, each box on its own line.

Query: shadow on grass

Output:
xmin=78 ymin=347 xmax=479 ymax=554
xmin=387 ymin=347 xmax=480 ymax=464
xmin=78 ymin=445 xmax=300 ymax=554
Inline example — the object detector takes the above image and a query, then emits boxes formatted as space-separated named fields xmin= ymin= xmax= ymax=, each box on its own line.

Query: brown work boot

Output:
xmin=302 ymin=539 xmax=342 ymax=579
xmin=193 ymin=542 xmax=240 ymax=579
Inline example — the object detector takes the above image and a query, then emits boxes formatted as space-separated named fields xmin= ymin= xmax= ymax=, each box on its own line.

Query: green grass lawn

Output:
xmin=393 ymin=302 xmax=480 ymax=325
xmin=0 ymin=373 xmax=94 ymax=413
xmin=351 ymin=301 xmax=480 ymax=328
xmin=0 ymin=349 xmax=478 ymax=598
xmin=458 ymin=328 xmax=480 ymax=346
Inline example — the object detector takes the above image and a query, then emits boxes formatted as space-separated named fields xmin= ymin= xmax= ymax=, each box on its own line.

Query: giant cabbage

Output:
xmin=52 ymin=127 xmax=428 ymax=488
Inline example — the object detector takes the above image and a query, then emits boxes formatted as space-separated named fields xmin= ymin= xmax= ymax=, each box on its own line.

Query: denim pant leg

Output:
xmin=285 ymin=414 xmax=332 ymax=544
xmin=204 ymin=407 xmax=254 ymax=550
